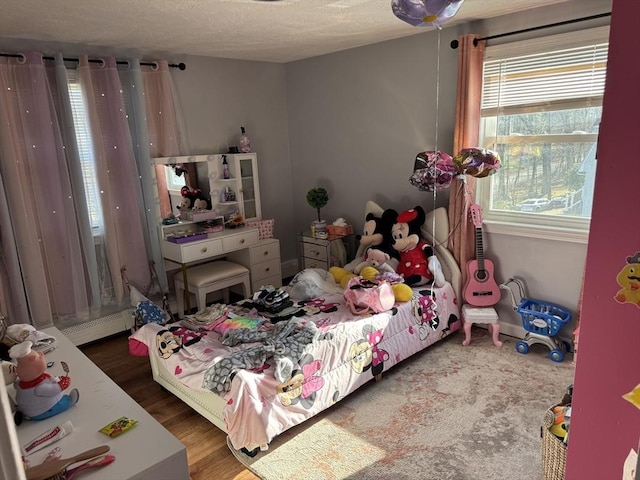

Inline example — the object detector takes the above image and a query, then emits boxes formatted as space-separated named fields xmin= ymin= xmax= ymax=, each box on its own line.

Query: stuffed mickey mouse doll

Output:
xmin=391 ymin=206 xmax=445 ymax=288
xmin=179 ymin=186 xmax=210 ymax=211
xmin=363 ymin=209 xmax=399 ymax=258
xmin=344 ymin=208 xmax=399 ymax=272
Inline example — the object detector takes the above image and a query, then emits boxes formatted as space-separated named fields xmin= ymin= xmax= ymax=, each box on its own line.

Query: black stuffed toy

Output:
xmin=345 ymin=208 xmax=399 ymax=273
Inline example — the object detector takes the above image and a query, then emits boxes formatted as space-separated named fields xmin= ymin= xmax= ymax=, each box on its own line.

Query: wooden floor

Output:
xmin=80 ymin=332 xmax=259 ymax=480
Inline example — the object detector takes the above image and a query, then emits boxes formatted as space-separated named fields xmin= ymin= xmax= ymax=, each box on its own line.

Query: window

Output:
xmin=165 ymin=165 xmax=187 ymax=194
xmin=67 ymin=69 xmax=104 ymax=236
xmin=477 ymin=27 xmax=609 ymax=241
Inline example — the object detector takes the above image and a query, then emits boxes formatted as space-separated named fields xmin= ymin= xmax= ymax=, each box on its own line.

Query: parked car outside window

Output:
xmin=518 ymin=198 xmax=550 ymax=212
xmin=548 ymin=198 xmax=567 ymax=209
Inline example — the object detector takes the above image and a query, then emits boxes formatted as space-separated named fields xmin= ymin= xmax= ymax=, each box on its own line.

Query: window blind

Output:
xmin=482 ymin=27 xmax=609 ymax=116
xmin=67 ymin=68 xmax=103 ymax=232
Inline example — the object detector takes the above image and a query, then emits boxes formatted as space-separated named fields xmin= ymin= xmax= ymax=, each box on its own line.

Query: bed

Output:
xmin=129 ymin=201 xmax=462 ymax=452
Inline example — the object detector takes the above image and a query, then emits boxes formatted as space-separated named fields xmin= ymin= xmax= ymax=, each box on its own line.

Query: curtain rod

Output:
xmin=0 ymin=52 xmax=186 ymax=70
xmin=450 ymin=12 xmax=611 ymax=49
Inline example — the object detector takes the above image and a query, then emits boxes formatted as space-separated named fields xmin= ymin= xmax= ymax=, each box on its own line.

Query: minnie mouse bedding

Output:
xmin=129 ymin=283 xmax=460 ymax=451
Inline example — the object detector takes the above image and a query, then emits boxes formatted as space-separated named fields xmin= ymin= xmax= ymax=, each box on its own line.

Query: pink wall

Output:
xmin=566 ymin=0 xmax=640 ymax=478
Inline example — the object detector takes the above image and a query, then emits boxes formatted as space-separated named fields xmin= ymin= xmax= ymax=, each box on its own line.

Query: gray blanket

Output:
xmin=202 ymin=317 xmax=318 ymax=394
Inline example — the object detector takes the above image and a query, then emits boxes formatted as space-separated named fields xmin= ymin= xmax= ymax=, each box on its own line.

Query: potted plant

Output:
xmin=306 ymin=187 xmax=329 ymax=238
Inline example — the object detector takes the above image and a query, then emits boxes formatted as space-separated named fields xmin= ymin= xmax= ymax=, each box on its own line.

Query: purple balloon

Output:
xmin=409 ymin=151 xmax=456 ymax=191
xmin=453 ymin=148 xmax=501 ymax=178
xmin=391 ymin=0 xmax=465 ymax=27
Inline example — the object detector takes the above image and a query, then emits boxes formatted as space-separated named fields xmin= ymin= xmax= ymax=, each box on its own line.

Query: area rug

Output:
xmin=228 ymin=328 xmax=574 ymax=480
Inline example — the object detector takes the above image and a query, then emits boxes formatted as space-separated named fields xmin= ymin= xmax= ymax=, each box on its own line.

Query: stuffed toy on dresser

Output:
xmin=9 ymin=340 xmax=79 ymax=420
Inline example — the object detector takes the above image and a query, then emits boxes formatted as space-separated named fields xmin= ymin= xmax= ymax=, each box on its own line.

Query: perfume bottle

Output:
xmin=240 ymin=126 xmax=251 ymax=153
xmin=222 ymin=155 xmax=230 ymax=179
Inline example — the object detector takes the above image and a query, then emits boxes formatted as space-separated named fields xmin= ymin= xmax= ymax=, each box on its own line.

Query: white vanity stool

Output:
xmin=461 ymin=304 xmax=503 ymax=347
xmin=175 ymin=260 xmax=251 ymax=318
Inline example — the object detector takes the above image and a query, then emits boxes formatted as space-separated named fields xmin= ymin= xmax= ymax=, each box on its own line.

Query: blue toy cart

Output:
xmin=500 ymin=277 xmax=571 ymax=362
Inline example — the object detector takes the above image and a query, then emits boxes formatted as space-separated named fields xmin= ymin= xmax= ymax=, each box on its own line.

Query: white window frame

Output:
xmin=477 ymin=26 xmax=610 ymax=244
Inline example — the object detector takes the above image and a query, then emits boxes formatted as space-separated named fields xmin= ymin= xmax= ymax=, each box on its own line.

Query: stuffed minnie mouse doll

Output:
xmin=391 ymin=206 xmax=445 ymax=288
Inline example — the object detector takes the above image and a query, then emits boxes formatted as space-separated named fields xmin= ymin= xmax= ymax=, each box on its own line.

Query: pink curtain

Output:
xmin=142 ymin=61 xmax=189 ymax=218
xmin=0 ymin=53 xmax=92 ymax=327
xmin=0 ymin=53 xmax=184 ymax=327
xmin=78 ymin=56 xmax=150 ymax=302
xmin=448 ymin=35 xmax=486 ymax=287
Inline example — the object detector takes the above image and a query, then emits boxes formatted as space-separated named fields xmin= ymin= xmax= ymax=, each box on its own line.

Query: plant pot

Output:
xmin=311 ymin=220 xmax=328 ymax=239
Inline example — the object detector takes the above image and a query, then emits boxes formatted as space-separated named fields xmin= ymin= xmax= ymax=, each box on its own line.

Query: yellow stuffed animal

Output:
xmin=330 ymin=266 xmax=413 ymax=303
xmin=329 ymin=266 xmax=357 ymax=289
xmin=550 ymin=405 xmax=571 ymax=442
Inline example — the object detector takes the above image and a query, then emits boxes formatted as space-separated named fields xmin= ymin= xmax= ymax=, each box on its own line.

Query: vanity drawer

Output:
xmin=251 ymin=258 xmax=282 ymax=284
xmin=252 ymin=273 xmax=282 ymax=292
xmin=221 ymin=229 xmax=259 ymax=252
xmin=180 ymin=239 xmax=223 ymax=263
xmin=249 ymin=239 xmax=280 ymax=264
xmin=302 ymin=242 xmax=328 ymax=262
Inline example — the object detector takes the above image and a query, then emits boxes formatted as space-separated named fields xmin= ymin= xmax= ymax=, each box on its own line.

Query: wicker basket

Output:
xmin=542 ymin=402 xmax=568 ymax=480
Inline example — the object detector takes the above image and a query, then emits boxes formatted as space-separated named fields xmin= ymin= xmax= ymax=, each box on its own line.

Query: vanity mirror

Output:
xmin=151 ymin=153 xmax=262 ymax=226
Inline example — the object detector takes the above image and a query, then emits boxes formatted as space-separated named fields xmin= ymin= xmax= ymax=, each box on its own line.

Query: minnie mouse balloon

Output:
xmin=409 ymin=151 xmax=456 ymax=191
xmin=453 ymin=148 xmax=501 ymax=178
xmin=392 ymin=0 xmax=465 ymax=28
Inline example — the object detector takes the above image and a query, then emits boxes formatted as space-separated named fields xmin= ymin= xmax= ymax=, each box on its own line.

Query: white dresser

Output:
xmin=13 ymin=328 xmax=189 ymax=480
xmin=227 ymin=237 xmax=282 ymax=292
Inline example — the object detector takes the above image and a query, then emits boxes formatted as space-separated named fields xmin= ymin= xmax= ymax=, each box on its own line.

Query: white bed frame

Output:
xmin=148 ymin=203 xmax=462 ymax=435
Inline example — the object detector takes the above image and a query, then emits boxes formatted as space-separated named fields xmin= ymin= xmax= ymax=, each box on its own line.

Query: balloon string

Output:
xmin=460 ymin=174 xmax=473 ymax=210
xmin=434 ymin=26 xmax=441 ymax=155
xmin=431 ymin=26 xmax=442 ymax=303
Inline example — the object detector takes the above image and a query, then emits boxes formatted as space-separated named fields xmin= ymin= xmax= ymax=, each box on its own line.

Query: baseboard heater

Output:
xmin=59 ymin=310 xmax=133 ymax=346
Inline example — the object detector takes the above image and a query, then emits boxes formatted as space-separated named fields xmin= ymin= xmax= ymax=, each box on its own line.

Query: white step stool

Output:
xmin=175 ymin=261 xmax=251 ymax=318
xmin=461 ymin=304 xmax=503 ymax=347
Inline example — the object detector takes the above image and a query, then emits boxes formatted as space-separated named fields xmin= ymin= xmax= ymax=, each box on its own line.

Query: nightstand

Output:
xmin=297 ymin=231 xmax=355 ymax=271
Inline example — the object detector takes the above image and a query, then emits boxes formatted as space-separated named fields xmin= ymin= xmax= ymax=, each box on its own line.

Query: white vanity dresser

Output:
xmin=153 ymin=153 xmax=282 ymax=311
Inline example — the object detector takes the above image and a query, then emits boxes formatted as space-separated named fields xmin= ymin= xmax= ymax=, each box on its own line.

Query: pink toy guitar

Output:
xmin=463 ymin=204 xmax=500 ymax=306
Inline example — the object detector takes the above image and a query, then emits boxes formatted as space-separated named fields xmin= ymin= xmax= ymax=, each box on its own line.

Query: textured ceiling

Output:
xmin=0 ymin=0 xmax=570 ymax=63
